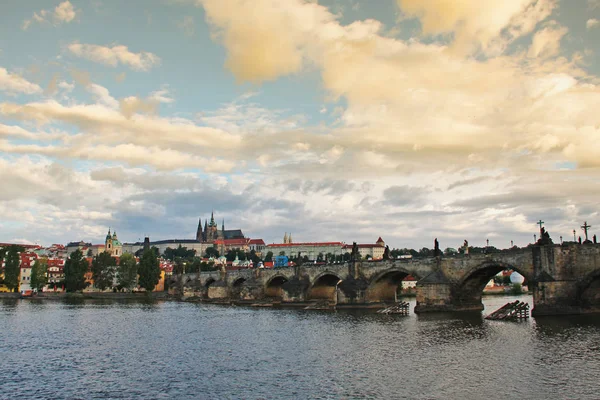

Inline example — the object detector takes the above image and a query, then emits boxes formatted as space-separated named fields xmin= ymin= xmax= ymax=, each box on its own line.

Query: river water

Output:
xmin=1 ymin=295 xmax=599 ymax=399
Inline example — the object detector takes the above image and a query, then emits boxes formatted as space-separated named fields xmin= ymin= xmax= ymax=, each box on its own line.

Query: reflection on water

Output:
xmin=1 ymin=295 xmax=599 ymax=399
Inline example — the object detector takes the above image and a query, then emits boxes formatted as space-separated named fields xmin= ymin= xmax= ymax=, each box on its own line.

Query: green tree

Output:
xmin=247 ymin=250 xmax=260 ymax=265
xmin=264 ymin=251 xmax=273 ymax=262
xmin=200 ymin=261 xmax=217 ymax=271
xmin=174 ymin=258 xmax=185 ymax=274
xmin=30 ymin=258 xmax=48 ymax=292
xmin=418 ymin=247 xmax=432 ymax=257
xmin=205 ymin=246 xmax=220 ymax=258
xmin=225 ymin=250 xmax=237 ymax=262
xmin=117 ymin=253 xmax=138 ymax=291
xmin=164 ymin=245 xmax=196 ymax=261
xmin=0 ymin=248 xmax=5 ymax=286
xmin=64 ymin=249 xmax=89 ymax=292
xmin=92 ymin=252 xmax=117 ymax=291
xmin=138 ymin=248 xmax=161 ymax=292
xmin=325 ymin=253 xmax=334 ymax=263
xmin=185 ymin=257 xmax=202 ymax=273
xmin=279 ymin=251 xmax=285 ymax=256
xmin=4 ymin=246 xmax=22 ymax=292
xmin=444 ymin=247 xmax=458 ymax=256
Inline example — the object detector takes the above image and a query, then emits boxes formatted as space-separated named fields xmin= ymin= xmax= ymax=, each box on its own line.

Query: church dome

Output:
xmin=510 ymin=271 xmax=525 ymax=284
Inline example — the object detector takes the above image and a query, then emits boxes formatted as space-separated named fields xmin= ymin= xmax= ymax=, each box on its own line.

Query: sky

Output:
xmin=0 ymin=0 xmax=599 ymax=250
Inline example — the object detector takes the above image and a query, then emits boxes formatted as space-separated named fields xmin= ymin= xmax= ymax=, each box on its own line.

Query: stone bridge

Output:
xmin=169 ymin=243 xmax=600 ymax=315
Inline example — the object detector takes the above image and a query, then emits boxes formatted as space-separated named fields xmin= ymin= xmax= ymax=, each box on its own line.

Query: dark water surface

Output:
xmin=1 ymin=295 xmax=600 ymax=399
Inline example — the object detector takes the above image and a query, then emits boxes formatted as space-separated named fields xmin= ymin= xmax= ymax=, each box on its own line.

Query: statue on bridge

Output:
xmin=594 ymin=234 xmax=597 ymax=244
xmin=383 ymin=245 xmax=390 ymax=260
xmin=463 ymin=240 xmax=469 ymax=255
xmin=434 ymin=238 xmax=441 ymax=257
xmin=351 ymin=242 xmax=359 ymax=261
xmin=538 ymin=227 xmax=553 ymax=245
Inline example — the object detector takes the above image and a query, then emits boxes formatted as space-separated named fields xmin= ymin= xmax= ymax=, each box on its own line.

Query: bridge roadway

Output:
xmin=169 ymin=243 xmax=600 ymax=316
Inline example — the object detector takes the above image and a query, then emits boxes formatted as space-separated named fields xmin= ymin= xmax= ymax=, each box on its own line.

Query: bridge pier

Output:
xmin=531 ymin=281 xmax=581 ymax=315
xmin=414 ymin=282 xmax=454 ymax=313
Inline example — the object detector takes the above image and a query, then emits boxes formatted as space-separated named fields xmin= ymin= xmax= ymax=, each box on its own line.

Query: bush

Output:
xmin=510 ymin=283 xmax=523 ymax=295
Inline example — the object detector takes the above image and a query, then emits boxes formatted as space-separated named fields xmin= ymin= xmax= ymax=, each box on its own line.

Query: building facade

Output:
xmin=266 ymin=242 xmax=346 ymax=261
xmin=343 ymin=237 xmax=386 ymax=260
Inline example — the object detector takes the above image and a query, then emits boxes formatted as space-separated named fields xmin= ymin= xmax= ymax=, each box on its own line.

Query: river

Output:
xmin=1 ymin=295 xmax=599 ymax=399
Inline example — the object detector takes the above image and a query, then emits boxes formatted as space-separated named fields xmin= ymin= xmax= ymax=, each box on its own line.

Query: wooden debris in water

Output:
xmin=304 ymin=300 xmax=335 ymax=310
xmin=485 ymin=300 xmax=529 ymax=320
xmin=377 ymin=301 xmax=410 ymax=315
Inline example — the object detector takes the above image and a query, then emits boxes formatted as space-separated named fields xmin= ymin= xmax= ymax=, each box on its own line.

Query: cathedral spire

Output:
xmin=210 ymin=210 xmax=215 ymax=226
xmin=196 ymin=218 xmax=202 ymax=242
xmin=288 ymin=233 xmax=292 ymax=243
xmin=283 ymin=232 xmax=288 ymax=244
xmin=222 ymin=218 xmax=225 ymax=234
xmin=203 ymin=219 xmax=208 ymax=241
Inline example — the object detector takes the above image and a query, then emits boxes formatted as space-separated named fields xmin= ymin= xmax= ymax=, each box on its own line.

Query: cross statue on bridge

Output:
xmin=537 ymin=220 xmax=544 ymax=231
xmin=581 ymin=221 xmax=592 ymax=242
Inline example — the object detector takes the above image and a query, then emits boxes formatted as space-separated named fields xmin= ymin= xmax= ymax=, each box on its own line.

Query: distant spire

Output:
xmin=283 ymin=232 xmax=288 ymax=244
xmin=203 ymin=220 xmax=208 ymax=242
xmin=210 ymin=210 xmax=215 ymax=226
xmin=222 ymin=218 xmax=225 ymax=233
xmin=196 ymin=218 xmax=202 ymax=242
xmin=288 ymin=233 xmax=292 ymax=243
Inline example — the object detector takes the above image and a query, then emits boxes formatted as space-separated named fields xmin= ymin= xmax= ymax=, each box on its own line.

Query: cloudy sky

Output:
xmin=1 ymin=0 xmax=599 ymax=249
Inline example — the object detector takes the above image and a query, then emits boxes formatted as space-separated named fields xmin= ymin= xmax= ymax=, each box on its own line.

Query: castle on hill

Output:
xmin=196 ymin=211 xmax=245 ymax=243
xmin=119 ymin=211 xmax=248 ymax=256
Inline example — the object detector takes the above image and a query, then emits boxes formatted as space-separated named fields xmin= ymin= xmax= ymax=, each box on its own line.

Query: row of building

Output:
xmin=1 ymin=212 xmax=390 ymax=293
xmin=61 ymin=212 xmax=388 ymax=262
xmin=0 ymin=245 xmax=175 ymax=293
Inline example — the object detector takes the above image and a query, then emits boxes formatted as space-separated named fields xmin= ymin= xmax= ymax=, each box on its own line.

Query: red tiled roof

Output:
xmin=248 ymin=239 xmax=265 ymax=245
xmin=342 ymin=244 xmax=385 ymax=249
xmin=376 ymin=237 xmax=384 ymax=243
xmin=0 ymin=243 xmax=41 ymax=249
xmin=214 ymin=238 xmax=249 ymax=246
xmin=267 ymin=242 xmax=344 ymax=247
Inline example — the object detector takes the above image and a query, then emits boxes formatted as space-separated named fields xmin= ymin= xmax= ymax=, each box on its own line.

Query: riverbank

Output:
xmin=0 ymin=292 xmax=170 ymax=300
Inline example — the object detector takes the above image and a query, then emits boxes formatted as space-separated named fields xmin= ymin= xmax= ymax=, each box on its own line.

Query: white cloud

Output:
xmin=587 ymin=18 xmax=599 ymax=30
xmin=87 ymin=83 xmax=119 ymax=109
xmin=528 ymin=22 xmax=568 ymax=58
xmin=0 ymin=67 xmax=43 ymax=95
xmin=67 ymin=42 xmax=161 ymax=71
xmin=150 ymin=87 xmax=175 ymax=103
xmin=396 ymin=0 xmax=557 ymax=55
xmin=2 ymin=0 xmax=600 ymax=248
xmin=22 ymin=1 xmax=78 ymax=30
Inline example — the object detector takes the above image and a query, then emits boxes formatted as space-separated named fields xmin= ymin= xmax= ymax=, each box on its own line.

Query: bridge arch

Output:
xmin=308 ymin=272 xmax=343 ymax=302
xmin=577 ymin=269 xmax=600 ymax=311
xmin=265 ymin=275 xmax=289 ymax=300
xmin=454 ymin=261 xmax=531 ymax=309
xmin=204 ymin=277 xmax=216 ymax=288
xmin=202 ymin=277 xmax=217 ymax=299
xmin=232 ymin=277 xmax=246 ymax=287
xmin=366 ymin=268 xmax=418 ymax=303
